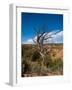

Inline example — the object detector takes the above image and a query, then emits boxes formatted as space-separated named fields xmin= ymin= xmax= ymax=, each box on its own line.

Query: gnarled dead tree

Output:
xmin=33 ymin=26 xmax=61 ymax=67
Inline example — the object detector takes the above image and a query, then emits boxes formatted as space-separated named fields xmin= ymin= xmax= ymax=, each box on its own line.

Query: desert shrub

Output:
xmin=22 ymin=59 xmax=31 ymax=74
xmin=29 ymin=62 xmax=48 ymax=76
xmin=44 ymin=54 xmax=52 ymax=68
xmin=54 ymin=59 xmax=63 ymax=72
xmin=22 ymin=45 xmax=34 ymax=58
xmin=43 ymin=54 xmax=63 ymax=74
xmin=30 ymin=62 xmax=41 ymax=74
xmin=32 ymin=51 xmax=41 ymax=61
xmin=47 ymin=58 xmax=63 ymax=73
xmin=40 ymin=66 xmax=48 ymax=76
xmin=24 ymin=63 xmax=30 ymax=73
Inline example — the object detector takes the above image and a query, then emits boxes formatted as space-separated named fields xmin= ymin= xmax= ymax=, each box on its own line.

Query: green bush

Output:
xmin=47 ymin=58 xmax=63 ymax=73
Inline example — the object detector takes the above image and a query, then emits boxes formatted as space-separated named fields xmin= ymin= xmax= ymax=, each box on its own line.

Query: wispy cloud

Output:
xmin=22 ymin=30 xmax=63 ymax=44
xmin=44 ymin=30 xmax=63 ymax=43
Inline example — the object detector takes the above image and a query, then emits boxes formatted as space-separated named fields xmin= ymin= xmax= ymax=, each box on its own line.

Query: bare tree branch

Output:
xmin=33 ymin=26 xmax=61 ymax=54
xmin=44 ymin=36 xmax=52 ymax=40
xmin=48 ymin=30 xmax=61 ymax=37
xmin=33 ymin=39 xmax=37 ymax=44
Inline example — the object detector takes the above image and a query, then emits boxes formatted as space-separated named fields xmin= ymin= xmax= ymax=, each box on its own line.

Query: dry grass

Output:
xmin=21 ymin=44 xmax=63 ymax=77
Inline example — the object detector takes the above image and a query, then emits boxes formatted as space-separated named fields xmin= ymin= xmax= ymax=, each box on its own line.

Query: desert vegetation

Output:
xmin=21 ymin=26 xmax=63 ymax=77
xmin=21 ymin=44 xmax=63 ymax=77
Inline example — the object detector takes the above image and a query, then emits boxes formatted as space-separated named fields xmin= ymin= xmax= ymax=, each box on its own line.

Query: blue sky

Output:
xmin=21 ymin=12 xmax=63 ymax=44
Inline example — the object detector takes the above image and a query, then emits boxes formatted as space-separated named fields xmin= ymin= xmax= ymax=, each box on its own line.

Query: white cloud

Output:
xmin=27 ymin=39 xmax=34 ymax=44
xmin=41 ymin=30 xmax=63 ymax=44
xmin=46 ymin=30 xmax=63 ymax=43
xmin=22 ymin=30 xmax=63 ymax=44
xmin=23 ymin=39 xmax=34 ymax=44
